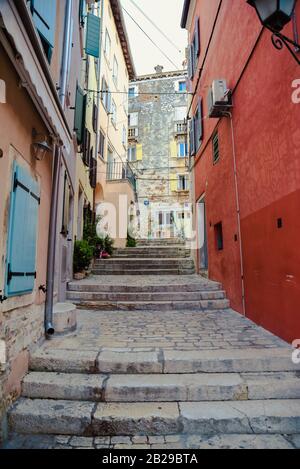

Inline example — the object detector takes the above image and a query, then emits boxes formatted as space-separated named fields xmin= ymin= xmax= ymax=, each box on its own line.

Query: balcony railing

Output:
xmin=175 ymin=122 xmax=187 ymax=134
xmin=128 ymin=127 xmax=138 ymax=139
xmin=106 ymin=161 xmax=136 ymax=192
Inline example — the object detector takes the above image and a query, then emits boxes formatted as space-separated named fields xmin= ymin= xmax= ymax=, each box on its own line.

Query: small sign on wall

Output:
xmin=0 ymin=340 xmax=6 ymax=369
xmin=0 ymin=79 xmax=6 ymax=103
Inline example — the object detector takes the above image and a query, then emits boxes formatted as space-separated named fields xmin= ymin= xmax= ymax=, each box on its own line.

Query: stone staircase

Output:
xmin=4 ymin=239 xmax=300 ymax=448
xmin=92 ymin=240 xmax=195 ymax=276
xmin=6 ymin=347 xmax=300 ymax=444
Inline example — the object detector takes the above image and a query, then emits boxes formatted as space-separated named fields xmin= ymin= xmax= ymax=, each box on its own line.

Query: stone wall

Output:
xmin=129 ymin=70 xmax=190 ymax=239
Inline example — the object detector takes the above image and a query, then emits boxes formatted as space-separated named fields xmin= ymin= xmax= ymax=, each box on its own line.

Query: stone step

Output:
xmin=67 ymin=281 xmax=223 ymax=293
xmin=21 ymin=371 xmax=300 ymax=402
xmin=30 ymin=348 xmax=299 ymax=375
xmin=66 ymin=290 xmax=226 ymax=302
xmin=3 ymin=433 xmax=298 ymax=449
xmin=92 ymin=268 xmax=195 ymax=275
xmin=94 ymin=260 xmax=194 ymax=269
xmin=70 ymin=299 xmax=230 ymax=311
xmin=8 ymin=398 xmax=300 ymax=436
xmin=114 ymin=249 xmax=191 ymax=258
xmin=136 ymin=239 xmax=185 ymax=246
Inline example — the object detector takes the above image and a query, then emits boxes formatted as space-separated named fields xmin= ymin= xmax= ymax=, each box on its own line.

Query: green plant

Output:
xmin=73 ymin=240 xmax=93 ymax=273
xmin=126 ymin=231 xmax=136 ymax=248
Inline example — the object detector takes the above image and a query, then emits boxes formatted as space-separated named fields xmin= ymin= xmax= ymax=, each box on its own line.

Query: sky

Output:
xmin=120 ymin=0 xmax=188 ymax=76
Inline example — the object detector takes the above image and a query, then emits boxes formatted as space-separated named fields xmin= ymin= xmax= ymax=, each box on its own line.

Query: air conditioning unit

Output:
xmin=207 ymin=79 xmax=232 ymax=118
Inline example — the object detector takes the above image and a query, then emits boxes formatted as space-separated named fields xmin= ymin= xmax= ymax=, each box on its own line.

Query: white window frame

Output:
xmin=128 ymin=145 xmax=137 ymax=162
xmin=177 ymin=174 xmax=189 ymax=191
xmin=128 ymin=85 xmax=138 ymax=98
xmin=174 ymin=106 xmax=186 ymax=122
xmin=122 ymin=125 xmax=127 ymax=146
xmin=113 ymin=55 xmax=118 ymax=87
xmin=104 ymin=29 xmax=111 ymax=61
xmin=128 ymin=112 xmax=138 ymax=127
xmin=175 ymin=80 xmax=187 ymax=93
xmin=111 ymin=100 xmax=117 ymax=126
xmin=177 ymin=141 xmax=188 ymax=158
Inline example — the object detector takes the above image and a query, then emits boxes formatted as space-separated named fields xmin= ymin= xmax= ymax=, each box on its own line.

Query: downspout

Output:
xmin=44 ymin=0 xmax=73 ymax=336
xmin=226 ymin=112 xmax=246 ymax=317
xmin=94 ymin=0 xmax=104 ymax=214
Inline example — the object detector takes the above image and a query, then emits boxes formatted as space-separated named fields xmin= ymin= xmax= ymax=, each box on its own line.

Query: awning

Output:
xmin=0 ymin=0 xmax=73 ymax=157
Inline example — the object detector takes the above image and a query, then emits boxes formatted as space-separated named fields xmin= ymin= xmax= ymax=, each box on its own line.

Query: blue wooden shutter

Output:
xmin=86 ymin=14 xmax=101 ymax=58
xmin=30 ymin=0 xmax=56 ymax=48
xmin=6 ymin=163 xmax=40 ymax=296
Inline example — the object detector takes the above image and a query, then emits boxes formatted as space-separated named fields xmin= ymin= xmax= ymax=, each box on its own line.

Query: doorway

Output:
xmin=197 ymin=195 xmax=208 ymax=272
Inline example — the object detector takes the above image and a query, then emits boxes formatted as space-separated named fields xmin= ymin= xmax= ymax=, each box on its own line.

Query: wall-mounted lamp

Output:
xmin=32 ymin=129 xmax=53 ymax=161
xmin=247 ymin=0 xmax=300 ymax=64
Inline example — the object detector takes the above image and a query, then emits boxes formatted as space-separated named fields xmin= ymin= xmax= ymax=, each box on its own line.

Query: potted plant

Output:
xmin=73 ymin=240 xmax=93 ymax=280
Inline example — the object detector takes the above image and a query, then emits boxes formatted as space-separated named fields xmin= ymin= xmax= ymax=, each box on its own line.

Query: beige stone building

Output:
xmin=93 ymin=0 xmax=137 ymax=247
xmin=128 ymin=67 xmax=191 ymax=240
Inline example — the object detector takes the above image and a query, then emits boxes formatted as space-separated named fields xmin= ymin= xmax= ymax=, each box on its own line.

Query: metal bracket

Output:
xmin=269 ymin=28 xmax=300 ymax=65
xmin=0 ymin=291 xmax=7 ymax=303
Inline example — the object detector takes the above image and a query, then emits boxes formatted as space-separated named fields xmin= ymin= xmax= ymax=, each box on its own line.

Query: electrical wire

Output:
xmin=122 ymin=6 xmax=180 ymax=70
xmin=85 ymin=88 xmax=192 ymax=96
xmin=127 ymin=0 xmax=183 ymax=54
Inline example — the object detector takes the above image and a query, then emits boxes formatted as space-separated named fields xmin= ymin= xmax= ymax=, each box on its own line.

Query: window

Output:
xmin=111 ymin=100 xmax=117 ymax=126
xmin=104 ymin=29 xmax=111 ymax=60
xmin=128 ymin=86 xmax=138 ymax=98
xmin=74 ymin=85 xmax=86 ymax=144
xmin=212 ymin=132 xmax=220 ymax=164
xmin=214 ymin=222 xmax=223 ymax=251
xmin=177 ymin=141 xmax=188 ymax=158
xmin=5 ymin=163 xmax=40 ymax=296
xmin=128 ymin=145 xmax=137 ymax=162
xmin=101 ymin=77 xmax=111 ymax=112
xmin=61 ymin=172 xmax=71 ymax=236
xmin=113 ymin=56 xmax=118 ymax=87
xmin=188 ymin=17 xmax=200 ymax=80
xmin=177 ymin=174 xmax=189 ymax=191
xmin=92 ymin=102 xmax=98 ymax=133
xmin=128 ymin=112 xmax=138 ymax=127
xmin=194 ymin=98 xmax=203 ymax=152
xmin=29 ymin=0 xmax=57 ymax=63
xmin=176 ymin=80 xmax=186 ymax=93
xmin=122 ymin=126 xmax=127 ymax=146
xmin=174 ymin=107 xmax=186 ymax=122
xmin=99 ymin=130 xmax=105 ymax=159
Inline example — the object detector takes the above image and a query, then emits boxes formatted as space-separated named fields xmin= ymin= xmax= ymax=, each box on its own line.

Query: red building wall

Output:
xmin=187 ymin=0 xmax=300 ymax=342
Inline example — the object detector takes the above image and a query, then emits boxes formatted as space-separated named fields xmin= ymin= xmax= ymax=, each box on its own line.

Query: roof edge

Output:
xmin=110 ymin=0 xmax=136 ymax=80
xmin=180 ymin=0 xmax=191 ymax=29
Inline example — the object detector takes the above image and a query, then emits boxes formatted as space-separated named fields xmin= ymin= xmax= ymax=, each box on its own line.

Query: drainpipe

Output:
xmin=94 ymin=0 xmax=104 ymax=216
xmin=44 ymin=0 xmax=73 ymax=336
xmin=226 ymin=112 xmax=246 ymax=317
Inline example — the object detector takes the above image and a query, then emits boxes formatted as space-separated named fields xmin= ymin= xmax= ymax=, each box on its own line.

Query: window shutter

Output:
xmin=188 ymin=46 xmax=194 ymax=80
xmin=198 ymin=98 xmax=203 ymax=144
xmin=6 ymin=163 xmax=40 ymax=296
xmin=89 ymin=156 xmax=97 ymax=189
xmin=83 ymin=128 xmax=91 ymax=166
xmin=86 ymin=14 xmax=101 ymax=58
xmin=195 ymin=17 xmax=200 ymax=57
xmin=92 ymin=102 xmax=98 ymax=133
xmin=170 ymin=140 xmax=177 ymax=158
xmin=30 ymin=0 xmax=56 ymax=48
xmin=189 ymin=118 xmax=195 ymax=156
xmin=74 ymin=85 xmax=85 ymax=144
xmin=136 ymin=144 xmax=143 ymax=161
xmin=170 ymin=175 xmax=178 ymax=192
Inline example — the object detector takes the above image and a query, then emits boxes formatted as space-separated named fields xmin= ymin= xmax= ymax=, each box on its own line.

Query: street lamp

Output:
xmin=247 ymin=0 xmax=300 ymax=64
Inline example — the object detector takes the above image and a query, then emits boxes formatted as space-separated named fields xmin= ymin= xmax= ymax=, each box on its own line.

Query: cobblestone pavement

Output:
xmin=41 ymin=307 xmax=287 ymax=352
xmin=4 ymin=433 xmax=300 ymax=449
